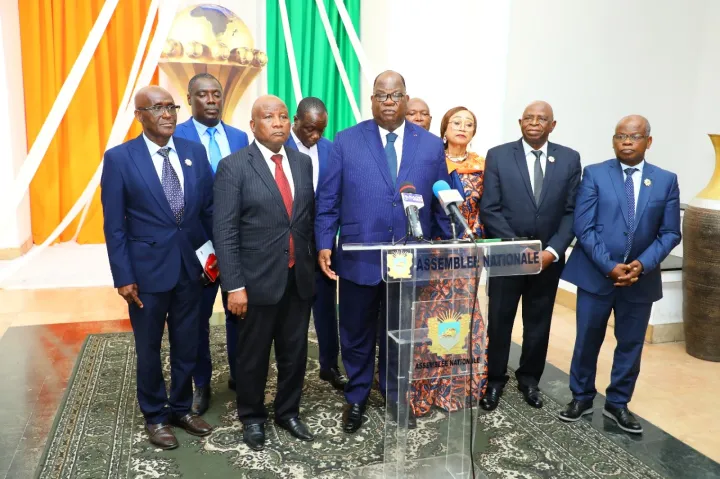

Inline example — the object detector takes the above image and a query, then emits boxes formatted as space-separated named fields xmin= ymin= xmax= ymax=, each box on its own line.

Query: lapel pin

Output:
xmin=184 ymin=159 xmax=192 ymax=167
xmin=548 ymin=156 xmax=555 ymax=163
xmin=644 ymin=178 xmax=651 ymax=186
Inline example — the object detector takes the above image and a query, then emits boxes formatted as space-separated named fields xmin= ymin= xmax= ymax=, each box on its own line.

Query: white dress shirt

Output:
xmin=192 ymin=118 xmax=232 ymax=160
xmin=143 ymin=134 xmax=184 ymax=193
xmin=291 ymin=129 xmax=319 ymax=191
xmin=378 ymin=121 xmax=405 ymax=174
xmin=255 ymin=141 xmax=295 ymax=197
xmin=521 ymin=139 xmax=558 ymax=262
xmin=621 ymin=159 xmax=645 ymax=214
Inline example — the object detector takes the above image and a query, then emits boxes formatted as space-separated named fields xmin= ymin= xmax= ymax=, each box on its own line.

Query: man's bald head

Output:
xmin=250 ymin=95 xmax=290 ymax=152
xmin=406 ymin=97 xmax=431 ymax=130
xmin=519 ymin=100 xmax=556 ymax=149
xmin=371 ymin=70 xmax=408 ymax=131
xmin=613 ymin=114 xmax=653 ymax=166
xmin=133 ymin=86 xmax=177 ymax=146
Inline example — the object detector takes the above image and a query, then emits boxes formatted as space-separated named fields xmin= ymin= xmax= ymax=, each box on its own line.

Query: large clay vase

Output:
xmin=683 ymin=134 xmax=720 ymax=361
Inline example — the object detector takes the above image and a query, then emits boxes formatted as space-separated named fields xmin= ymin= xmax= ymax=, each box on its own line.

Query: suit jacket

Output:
xmin=174 ymin=118 xmax=249 ymax=160
xmin=284 ymin=135 xmax=333 ymax=197
xmin=315 ymin=120 xmax=452 ymax=286
xmin=101 ymin=134 xmax=214 ymax=293
xmin=480 ymin=138 xmax=582 ymax=261
xmin=213 ymin=141 xmax=315 ymax=305
xmin=561 ymin=159 xmax=681 ymax=302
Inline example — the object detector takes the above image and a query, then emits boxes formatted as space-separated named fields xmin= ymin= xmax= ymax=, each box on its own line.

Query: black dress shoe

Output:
xmin=558 ymin=399 xmax=594 ymax=422
xmin=228 ymin=379 xmax=236 ymax=391
xmin=518 ymin=385 xmax=543 ymax=408
xmin=243 ymin=423 xmax=266 ymax=451
xmin=603 ymin=404 xmax=643 ymax=434
xmin=319 ymin=367 xmax=348 ymax=391
xmin=388 ymin=402 xmax=417 ymax=429
xmin=480 ymin=386 xmax=502 ymax=411
xmin=275 ymin=417 xmax=314 ymax=441
xmin=342 ymin=403 xmax=366 ymax=434
xmin=191 ymin=386 xmax=211 ymax=415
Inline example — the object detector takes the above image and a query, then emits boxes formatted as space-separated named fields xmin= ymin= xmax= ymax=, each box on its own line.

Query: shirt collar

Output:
xmin=192 ymin=118 xmax=225 ymax=138
xmin=522 ymin=138 xmax=547 ymax=158
xmin=255 ymin=140 xmax=288 ymax=162
xmin=291 ymin=129 xmax=316 ymax=151
xmin=620 ymin=159 xmax=645 ymax=175
xmin=377 ymin=121 xmax=406 ymax=141
xmin=143 ymin=133 xmax=176 ymax=156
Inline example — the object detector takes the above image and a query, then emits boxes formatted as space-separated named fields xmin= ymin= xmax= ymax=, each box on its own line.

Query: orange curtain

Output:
xmin=18 ymin=0 xmax=159 ymax=244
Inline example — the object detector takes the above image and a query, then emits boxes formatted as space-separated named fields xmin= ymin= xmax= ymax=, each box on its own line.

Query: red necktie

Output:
xmin=271 ymin=154 xmax=295 ymax=268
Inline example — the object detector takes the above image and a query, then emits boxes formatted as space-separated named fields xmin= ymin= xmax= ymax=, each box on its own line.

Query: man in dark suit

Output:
xmin=316 ymin=70 xmax=451 ymax=433
xmin=405 ymin=97 xmax=432 ymax=131
xmin=479 ymin=101 xmax=581 ymax=411
xmin=101 ymin=86 xmax=213 ymax=449
xmin=174 ymin=73 xmax=250 ymax=415
xmin=283 ymin=96 xmax=346 ymax=392
xmin=559 ymin=115 xmax=680 ymax=434
xmin=214 ymin=95 xmax=316 ymax=451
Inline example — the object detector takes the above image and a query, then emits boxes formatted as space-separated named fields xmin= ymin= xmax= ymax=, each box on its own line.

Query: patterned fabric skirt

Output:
xmin=408 ymin=278 xmax=488 ymax=417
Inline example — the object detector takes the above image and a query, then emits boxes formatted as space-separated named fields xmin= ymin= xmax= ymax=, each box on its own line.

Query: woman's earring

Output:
xmin=443 ymin=136 xmax=447 ymax=143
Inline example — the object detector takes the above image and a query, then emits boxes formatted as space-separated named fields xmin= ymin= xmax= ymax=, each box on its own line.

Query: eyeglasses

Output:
xmin=373 ymin=92 xmax=405 ymax=103
xmin=613 ymin=134 xmax=647 ymax=142
xmin=450 ymin=119 xmax=474 ymax=131
xmin=522 ymin=115 xmax=550 ymax=124
xmin=137 ymin=105 xmax=181 ymax=116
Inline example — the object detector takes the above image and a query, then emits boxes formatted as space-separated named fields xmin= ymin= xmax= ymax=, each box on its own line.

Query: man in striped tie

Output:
xmin=101 ymin=86 xmax=215 ymax=449
xmin=560 ymin=115 xmax=681 ymax=434
xmin=175 ymin=73 xmax=250 ymax=415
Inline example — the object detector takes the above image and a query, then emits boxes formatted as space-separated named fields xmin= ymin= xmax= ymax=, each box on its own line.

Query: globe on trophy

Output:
xmin=159 ymin=4 xmax=267 ymax=121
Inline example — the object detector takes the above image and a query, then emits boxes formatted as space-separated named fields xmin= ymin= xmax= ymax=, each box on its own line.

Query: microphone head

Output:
xmin=399 ymin=182 xmax=416 ymax=194
xmin=432 ymin=180 xmax=451 ymax=198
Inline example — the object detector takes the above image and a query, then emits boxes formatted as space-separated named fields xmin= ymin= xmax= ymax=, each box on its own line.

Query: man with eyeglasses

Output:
xmin=316 ymin=70 xmax=452 ymax=433
xmin=405 ymin=97 xmax=432 ymax=131
xmin=559 ymin=115 xmax=680 ymax=434
xmin=101 ymin=86 xmax=215 ymax=449
xmin=479 ymin=101 xmax=582 ymax=412
xmin=174 ymin=73 xmax=250 ymax=416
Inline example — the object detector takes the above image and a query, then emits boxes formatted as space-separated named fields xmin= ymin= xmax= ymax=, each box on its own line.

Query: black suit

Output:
xmin=480 ymin=138 xmax=581 ymax=388
xmin=213 ymin=141 xmax=315 ymax=424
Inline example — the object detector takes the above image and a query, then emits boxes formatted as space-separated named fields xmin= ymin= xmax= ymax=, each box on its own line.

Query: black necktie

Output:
xmin=532 ymin=150 xmax=543 ymax=203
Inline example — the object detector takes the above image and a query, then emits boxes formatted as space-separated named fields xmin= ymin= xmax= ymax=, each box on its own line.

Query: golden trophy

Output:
xmin=159 ymin=4 xmax=267 ymax=121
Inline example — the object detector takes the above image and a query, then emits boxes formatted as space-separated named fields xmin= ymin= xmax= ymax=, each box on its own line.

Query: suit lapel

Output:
xmin=222 ymin=122 xmax=244 ymax=152
xmin=609 ymin=159 xmax=629 ymax=226
xmin=287 ymin=149 xmax=303 ymax=222
xmin=179 ymin=119 xmax=202 ymax=144
xmin=362 ymin=120 xmax=394 ymax=190
xmin=128 ymin=136 xmax=176 ymax=223
xmin=513 ymin=140 xmax=535 ymax=206
xmin=396 ymin=122 xmax=420 ymax=190
xmin=537 ymin=143 xmax=558 ymax=207
xmin=634 ymin=162 xmax=654 ymax=225
xmin=248 ymin=142 xmax=288 ymax=216
xmin=175 ymin=138 xmax=196 ymax=221
xmin=284 ymin=134 xmax=298 ymax=151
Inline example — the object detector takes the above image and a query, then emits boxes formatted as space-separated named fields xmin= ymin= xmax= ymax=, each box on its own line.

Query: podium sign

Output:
xmin=343 ymin=240 xmax=542 ymax=479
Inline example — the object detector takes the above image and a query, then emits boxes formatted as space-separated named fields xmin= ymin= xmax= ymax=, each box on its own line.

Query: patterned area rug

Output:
xmin=36 ymin=327 xmax=667 ymax=478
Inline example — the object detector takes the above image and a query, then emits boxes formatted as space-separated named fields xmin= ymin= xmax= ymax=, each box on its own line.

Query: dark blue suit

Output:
xmin=562 ymin=159 xmax=680 ymax=407
xmin=480 ymin=139 xmax=581 ymax=389
xmin=101 ymin=134 xmax=213 ymax=423
xmin=174 ymin=118 xmax=249 ymax=388
xmin=316 ymin=120 xmax=451 ymax=404
xmin=285 ymin=135 xmax=339 ymax=372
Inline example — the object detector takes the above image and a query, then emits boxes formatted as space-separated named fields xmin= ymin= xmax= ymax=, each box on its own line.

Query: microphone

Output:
xmin=399 ymin=182 xmax=425 ymax=241
xmin=432 ymin=180 xmax=475 ymax=239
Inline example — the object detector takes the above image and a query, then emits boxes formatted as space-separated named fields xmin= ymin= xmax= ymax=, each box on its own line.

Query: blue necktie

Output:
xmin=158 ymin=147 xmax=184 ymax=224
xmin=385 ymin=132 xmax=398 ymax=185
xmin=623 ymin=167 xmax=638 ymax=261
xmin=206 ymin=127 xmax=222 ymax=173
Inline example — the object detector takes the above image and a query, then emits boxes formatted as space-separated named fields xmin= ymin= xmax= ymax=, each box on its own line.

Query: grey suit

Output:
xmin=213 ymin=141 xmax=315 ymax=424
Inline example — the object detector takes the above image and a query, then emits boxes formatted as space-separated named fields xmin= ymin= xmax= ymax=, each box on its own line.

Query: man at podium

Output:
xmin=315 ymin=70 xmax=451 ymax=433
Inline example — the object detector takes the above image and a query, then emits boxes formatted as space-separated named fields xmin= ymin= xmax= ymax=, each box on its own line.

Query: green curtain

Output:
xmin=267 ymin=0 xmax=361 ymax=140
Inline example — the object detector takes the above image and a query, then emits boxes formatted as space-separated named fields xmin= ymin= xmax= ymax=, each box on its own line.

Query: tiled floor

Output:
xmin=0 ymin=286 xmax=718 ymax=478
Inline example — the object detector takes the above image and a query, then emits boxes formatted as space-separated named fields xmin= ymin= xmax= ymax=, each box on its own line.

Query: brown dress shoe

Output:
xmin=171 ymin=413 xmax=213 ymax=437
xmin=146 ymin=423 xmax=178 ymax=450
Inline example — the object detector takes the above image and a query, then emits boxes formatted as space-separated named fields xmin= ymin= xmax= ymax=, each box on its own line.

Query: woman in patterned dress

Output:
xmin=409 ymin=106 xmax=488 ymax=417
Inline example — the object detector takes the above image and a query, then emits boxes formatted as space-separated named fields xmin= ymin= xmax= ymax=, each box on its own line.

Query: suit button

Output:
xmin=393 ymin=202 xmax=397 ymax=207
xmin=535 ymin=215 xmax=540 ymax=219
xmin=388 ymin=226 xmax=393 ymax=232
xmin=284 ymin=249 xmax=289 ymax=254
xmin=623 ymin=232 xmax=628 ymax=236
xmin=178 ymin=227 xmax=182 ymax=231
